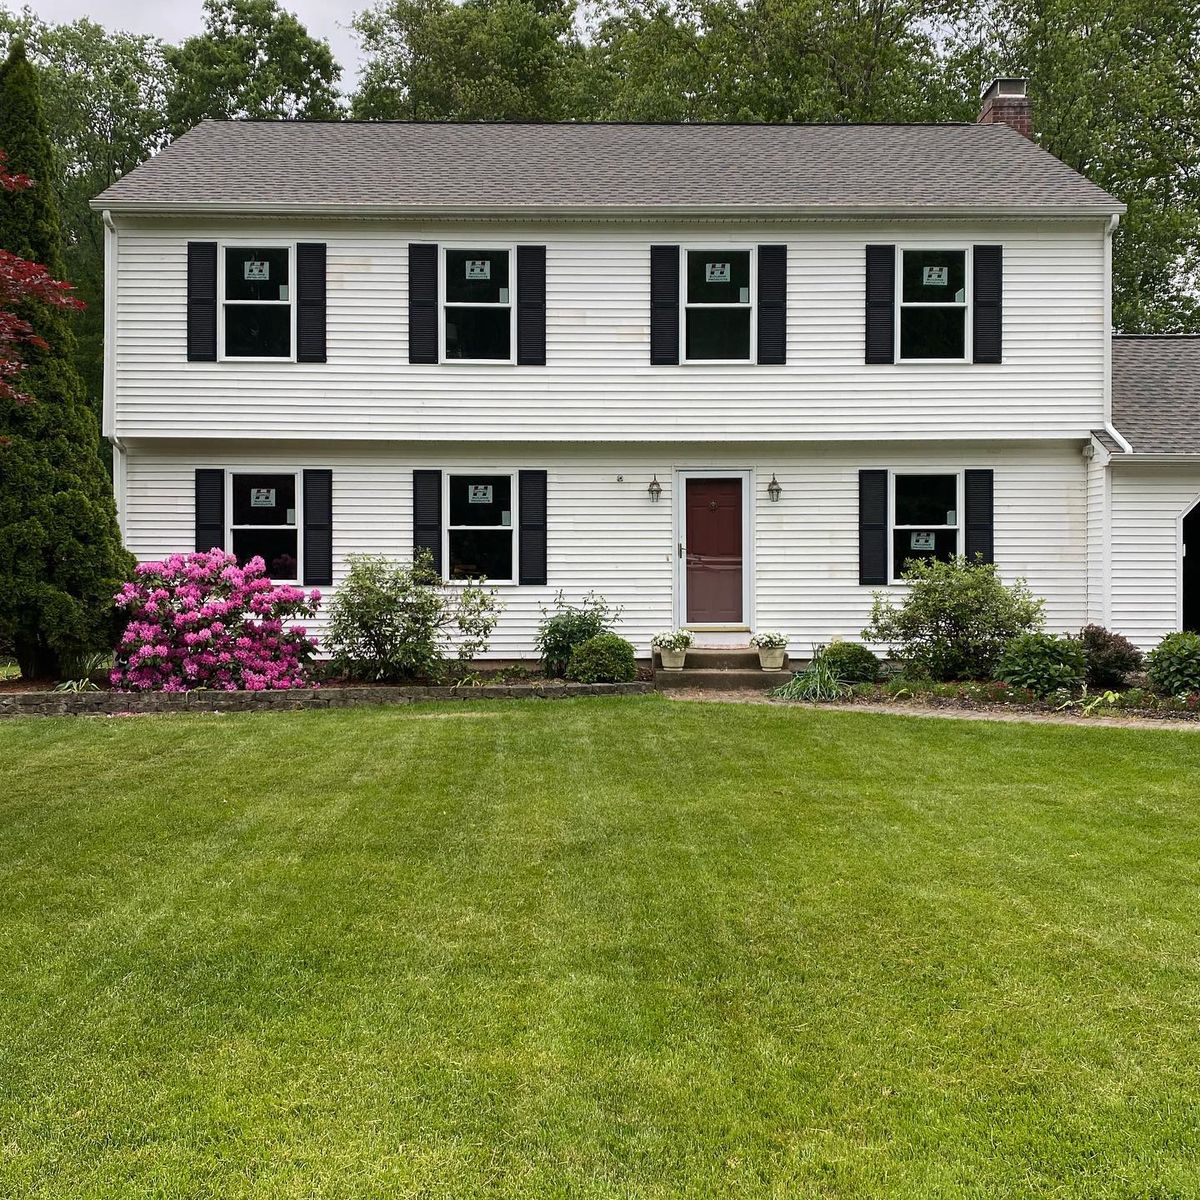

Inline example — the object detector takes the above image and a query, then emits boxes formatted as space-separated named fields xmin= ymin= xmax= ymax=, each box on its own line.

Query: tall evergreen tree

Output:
xmin=0 ymin=41 xmax=132 ymax=680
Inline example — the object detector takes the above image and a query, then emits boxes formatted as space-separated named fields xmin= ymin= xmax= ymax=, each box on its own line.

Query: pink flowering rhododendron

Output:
xmin=111 ymin=549 xmax=321 ymax=691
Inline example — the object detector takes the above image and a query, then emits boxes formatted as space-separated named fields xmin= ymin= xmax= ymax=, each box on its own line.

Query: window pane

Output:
xmin=445 ymin=249 xmax=510 ymax=304
xmin=449 ymin=475 xmax=512 ymax=527
xmin=232 ymin=474 xmax=296 ymax=526
xmin=232 ymin=528 xmax=298 ymax=580
xmin=902 ymin=250 xmax=966 ymax=303
xmin=895 ymin=475 xmax=957 ymax=527
xmin=686 ymin=308 xmax=751 ymax=360
xmin=225 ymin=304 xmax=291 ymax=358
xmin=894 ymin=529 xmax=958 ymax=578
xmin=687 ymin=250 xmax=751 ymax=304
xmin=449 ymin=530 xmax=513 ymax=580
xmin=900 ymin=308 xmax=965 ymax=359
xmin=445 ymin=307 xmax=511 ymax=360
xmin=225 ymin=247 xmax=290 ymax=302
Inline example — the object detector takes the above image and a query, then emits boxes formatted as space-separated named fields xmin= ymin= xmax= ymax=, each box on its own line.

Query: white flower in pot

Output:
xmin=750 ymin=632 xmax=788 ymax=670
xmin=651 ymin=629 xmax=693 ymax=670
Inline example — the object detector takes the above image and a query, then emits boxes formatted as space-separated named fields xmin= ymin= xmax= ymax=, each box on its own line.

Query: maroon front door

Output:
xmin=685 ymin=478 xmax=743 ymax=623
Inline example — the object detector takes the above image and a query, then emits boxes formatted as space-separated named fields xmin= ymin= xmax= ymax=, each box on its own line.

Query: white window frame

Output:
xmin=896 ymin=246 xmax=971 ymax=364
xmin=442 ymin=470 xmax=518 ymax=585
xmin=217 ymin=242 xmax=297 ymax=363
xmin=680 ymin=245 xmax=756 ymax=365
xmin=226 ymin=469 xmax=302 ymax=583
xmin=890 ymin=470 xmax=962 ymax=583
xmin=440 ymin=246 xmax=516 ymax=365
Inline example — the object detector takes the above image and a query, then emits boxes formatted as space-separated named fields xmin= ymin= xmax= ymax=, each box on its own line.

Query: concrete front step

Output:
xmin=655 ymin=668 xmax=793 ymax=691
xmin=655 ymin=647 xmax=790 ymax=671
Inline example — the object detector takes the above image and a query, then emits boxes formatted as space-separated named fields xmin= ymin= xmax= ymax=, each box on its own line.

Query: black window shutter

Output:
xmin=408 ymin=243 xmax=438 ymax=364
xmin=973 ymin=245 xmax=1003 ymax=364
xmin=864 ymin=245 xmax=895 ymax=364
xmin=859 ymin=469 xmax=889 ymax=584
xmin=296 ymin=242 xmax=327 ymax=363
xmin=650 ymin=244 xmax=680 ymax=365
xmin=413 ymin=469 xmax=442 ymax=575
xmin=518 ymin=469 xmax=548 ymax=585
xmin=757 ymin=244 xmax=787 ymax=365
xmin=186 ymin=242 xmax=217 ymax=362
xmin=516 ymin=245 xmax=547 ymax=366
xmin=195 ymin=468 xmax=225 ymax=552
xmin=302 ymin=469 xmax=333 ymax=586
xmin=964 ymin=469 xmax=995 ymax=564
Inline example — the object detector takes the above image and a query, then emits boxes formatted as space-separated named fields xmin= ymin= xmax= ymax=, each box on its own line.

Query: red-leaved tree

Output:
xmin=0 ymin=149 xmax=82 ymax=405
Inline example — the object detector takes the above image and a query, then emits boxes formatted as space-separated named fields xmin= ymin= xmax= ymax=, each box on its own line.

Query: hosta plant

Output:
xmin=111 ymin=549 xmax=320 ymax=692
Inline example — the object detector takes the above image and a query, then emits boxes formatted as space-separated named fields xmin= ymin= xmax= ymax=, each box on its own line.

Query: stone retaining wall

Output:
xmin=0 ymin=682 xmax=653 ymax=718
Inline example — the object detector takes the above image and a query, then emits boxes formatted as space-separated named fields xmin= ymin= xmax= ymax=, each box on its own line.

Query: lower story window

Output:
xmin=446 ymin=473 xmax=514 ymax=581
xmin=230 ymin=472 xmax=299 ymax=581
xmin=892 ymin=473 xmax=958 ymax=579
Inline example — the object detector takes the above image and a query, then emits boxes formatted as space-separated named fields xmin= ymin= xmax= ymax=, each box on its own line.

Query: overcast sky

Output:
xmin=10 ymin=1 xmax=367 ymax=87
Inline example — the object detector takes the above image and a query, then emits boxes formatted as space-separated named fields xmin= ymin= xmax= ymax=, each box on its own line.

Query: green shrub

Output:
xmin=1146 ymin=632 xmax=1200 ymax=696
xmin=862 ymin=557 xmax=1044 ymax=681
xmin=536 ymin=592 xmax=620 ymax=677
xmin=1079 ymin=624 xmax=1143 ymax=688
xmin=566 ymin=633 xmax=637 ymax=683
xmin=820 ymin=641 xmax=880 ymax=683
xmin=325 ymin=551 xmax=500 ymax=683
xmin=996 ymin=633 xmax=1086 ymax=697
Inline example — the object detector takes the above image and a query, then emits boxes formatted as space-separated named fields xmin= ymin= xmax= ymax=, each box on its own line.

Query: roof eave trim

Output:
xmin=89 ymin=199 xmax=1127 ymax=219
xmin=1108 ymin=452 xmax=1200 ymax=463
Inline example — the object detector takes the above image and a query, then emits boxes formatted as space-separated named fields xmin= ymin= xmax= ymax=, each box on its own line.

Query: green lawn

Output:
xmin=3 ymin=698 xmax=1200 ymax=1198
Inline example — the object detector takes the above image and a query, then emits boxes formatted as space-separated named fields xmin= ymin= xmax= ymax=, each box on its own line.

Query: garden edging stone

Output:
xmin=0 ymin=681 xmax=653 ymax=718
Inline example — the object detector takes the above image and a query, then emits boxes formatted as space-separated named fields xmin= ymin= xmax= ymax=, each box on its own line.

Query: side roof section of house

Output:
xmin=1111 ymin=335 xmax=1200 ymax=456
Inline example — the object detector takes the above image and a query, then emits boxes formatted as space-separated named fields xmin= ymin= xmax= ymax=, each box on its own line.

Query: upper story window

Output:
xmin=229 ymin=471 xmax=300 ymax=581
xmin=899 ymin=249 xmax=968 ymax=361
xmin=684 ymin=248 xmax=753 ymax=362
xmin=443 ymin=248 xmax=513 ymax=362
xmin=892 ymin=473 xmax=959 ymax=579
xmin=222 ymin=246 xmax=293 ymax=359
xmin=445 ymin=473 xmax=515 ymax=581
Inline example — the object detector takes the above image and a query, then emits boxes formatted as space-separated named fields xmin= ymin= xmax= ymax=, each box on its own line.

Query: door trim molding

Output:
xmin=674 ymin=469 xmax=754 ymax=631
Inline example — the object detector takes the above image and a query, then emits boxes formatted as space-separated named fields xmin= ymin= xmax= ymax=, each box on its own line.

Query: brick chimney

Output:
xmin=978 ymin=77 xmax=1032 ymax=139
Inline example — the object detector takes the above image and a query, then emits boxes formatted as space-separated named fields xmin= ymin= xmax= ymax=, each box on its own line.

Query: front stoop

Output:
xmin=653 ymin=647 xmax=795 ymax=692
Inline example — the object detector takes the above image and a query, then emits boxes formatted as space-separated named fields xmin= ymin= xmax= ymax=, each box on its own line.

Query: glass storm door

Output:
xmin=684 ymin=477 xmax=744 ymax=624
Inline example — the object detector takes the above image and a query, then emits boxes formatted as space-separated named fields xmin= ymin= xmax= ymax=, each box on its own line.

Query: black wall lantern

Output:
xmin=647 ymin=475 xmax=663 ymax=502
xmin=767 ymin=473 xmax=782 ymax=503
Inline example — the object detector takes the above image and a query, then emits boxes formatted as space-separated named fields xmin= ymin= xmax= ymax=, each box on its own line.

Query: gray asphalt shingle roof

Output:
xmin=93 ymin=120 xmax=1122 ymax=213
xmin=1111 ymin=336 xmax=1200 ymax=455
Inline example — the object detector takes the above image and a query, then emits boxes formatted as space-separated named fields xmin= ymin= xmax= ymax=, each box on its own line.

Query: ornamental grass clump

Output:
xmin=110 ymin=549 xmax=320 ymax=692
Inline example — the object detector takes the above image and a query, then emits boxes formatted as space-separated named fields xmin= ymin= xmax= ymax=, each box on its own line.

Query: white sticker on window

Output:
xmin=922 ymin=266 xmax=949 ymax=287
xmin=286 ymin=508 xmax=296 ymax=525
xmin=468 ymin=484 xmax=493 ymax=504
xmin=946 ymin=510 xmax=957 ymax=525
xmin=251 ymin=488 xmax=276 ymax=508
xmin=501 ymin=510 xmax=511 ymax=527
xmin=466 ymin=260 xmax=491 ymax=280
xmin=278 ymin=285 xmax=289 ymax=301
xmin=244 ymin=260 xmax=270 ymax=281
xmin=706 ymin=262 xmax=731 ymax=283
xmin=499 ymin=288 xmax=509 ymax=304
xmin=910 ymin=531 xmax=936 ymax=550
xmin=739 ymin=286 xmax=749 ymax=304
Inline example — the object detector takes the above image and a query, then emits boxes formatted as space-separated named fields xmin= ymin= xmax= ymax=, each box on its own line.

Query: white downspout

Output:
xmin=1102 ymin=213 xmax=1133 ymax=453
xmin=102 ymin=209 xmax=127 ymax=537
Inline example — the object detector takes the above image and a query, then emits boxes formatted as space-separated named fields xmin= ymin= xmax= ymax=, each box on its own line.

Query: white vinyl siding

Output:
xmin=1109 ymin=465 xmax=1200 ymax=649
xmin=108 ymin=217 xmax=1107 ymax=443
xmin=120 ymin=439 xmax=1089 ymax=657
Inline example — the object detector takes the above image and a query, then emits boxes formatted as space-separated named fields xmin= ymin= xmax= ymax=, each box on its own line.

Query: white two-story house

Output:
xmin=96 ymin=80 xmax=1195 ymax=658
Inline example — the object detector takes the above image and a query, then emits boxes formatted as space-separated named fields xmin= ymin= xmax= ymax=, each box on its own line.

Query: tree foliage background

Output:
xmin=0 ymin=0 xmax=1195 ymax=424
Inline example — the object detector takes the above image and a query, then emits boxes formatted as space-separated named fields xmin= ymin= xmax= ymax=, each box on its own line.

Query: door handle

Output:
xmin=678 ymin=542 xmax=685 ymax=560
